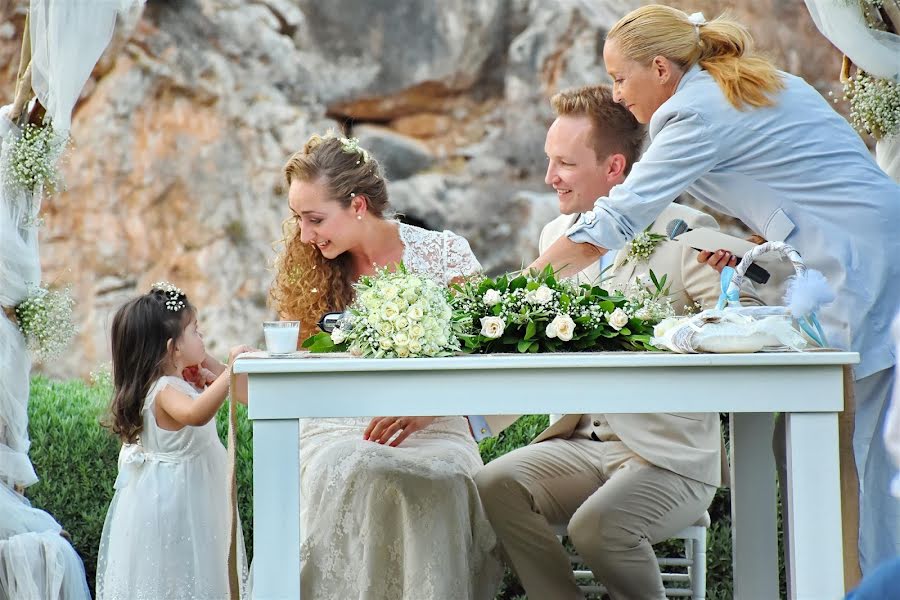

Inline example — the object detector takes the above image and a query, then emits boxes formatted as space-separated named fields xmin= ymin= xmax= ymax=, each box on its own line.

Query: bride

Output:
xmin=269 ymin=133 xmax=502 ymax=599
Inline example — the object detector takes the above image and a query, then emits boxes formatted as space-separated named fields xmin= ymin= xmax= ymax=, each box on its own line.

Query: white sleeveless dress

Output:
xmin=96 ymin=376 xmax=248 ymax=599
xmin=299 ymin=223 xmax=503 ymax=599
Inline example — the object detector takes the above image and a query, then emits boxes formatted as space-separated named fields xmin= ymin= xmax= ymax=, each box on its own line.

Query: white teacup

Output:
xmin=263 ymin=321 xmax=301 ymax=354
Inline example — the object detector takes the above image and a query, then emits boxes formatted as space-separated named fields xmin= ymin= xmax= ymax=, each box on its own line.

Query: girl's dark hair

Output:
xmin=107 ymin=288 xmax=195 ymax=443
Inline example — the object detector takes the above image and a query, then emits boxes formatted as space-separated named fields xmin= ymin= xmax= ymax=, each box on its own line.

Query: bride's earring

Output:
xmin=357 ymin=215 xmax=363 ymax=221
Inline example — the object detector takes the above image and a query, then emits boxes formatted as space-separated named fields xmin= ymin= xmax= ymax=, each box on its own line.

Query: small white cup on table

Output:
xmin=263 ymin=321 xmax=301 ymax=355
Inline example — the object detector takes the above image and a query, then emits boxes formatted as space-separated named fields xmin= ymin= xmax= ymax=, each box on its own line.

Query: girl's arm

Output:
xmin=156 ymin=369 xmax=231 ymax=427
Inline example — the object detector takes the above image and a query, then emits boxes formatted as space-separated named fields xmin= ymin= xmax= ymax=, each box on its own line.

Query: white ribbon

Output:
xmin=113 ymin=443 xmax=185 ymax=489
xmin=687 ymin=12 xmax=706 ymax=25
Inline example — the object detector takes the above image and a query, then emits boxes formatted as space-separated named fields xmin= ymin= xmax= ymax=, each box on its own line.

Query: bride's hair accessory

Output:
xmin=322 ymin=131 xmax=370 ymax=164
xmin=150 ymin=281 xmax=186 ymax=312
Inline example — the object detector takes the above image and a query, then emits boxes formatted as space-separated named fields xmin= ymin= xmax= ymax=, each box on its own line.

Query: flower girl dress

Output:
xmin=96 ymin=375 xmax=247 ymax=599
xmin=298 ymin=223 xmax=502 ymax=599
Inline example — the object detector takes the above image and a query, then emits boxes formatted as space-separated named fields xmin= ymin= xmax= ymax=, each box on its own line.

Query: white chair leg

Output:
xmin=693 ymin=529 xmax=708 ymax=600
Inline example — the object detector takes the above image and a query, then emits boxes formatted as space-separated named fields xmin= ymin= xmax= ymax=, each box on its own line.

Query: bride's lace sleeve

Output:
xmin=442 ymin=231 xmax=482 ymax=283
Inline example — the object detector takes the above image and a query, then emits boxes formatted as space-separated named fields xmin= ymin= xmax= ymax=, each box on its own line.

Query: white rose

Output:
xmin=330 ymin=328 xmax=347 ymax=344
xmin=409 ymin=324 xmax=425 ymax=340
xmin=483 ymin=289 xmax=502 ymax=306
xmin=378 ymin=321 xmax=393 ymax=336
xmin=653 ymin=316 xmax=686 ymax=338
xmin=552 ymin=315 xmax=576 ymax=341
xmin=392 ymin=331 xmax=410 ymax=347
xmin=361 ymin=291 xmax=379 ymax=310
xmin=480 ymin=316 xmax=506 ymax=339
xmin=395 ymin=316 xmax=409 ymax=330
xmin=382 ymin=285 xmax=399 ymax=300
xmin=525 ymin=285 xmax=553 ymax=305
xmin=395 ymin=345 xmax=410 ymax=358
xmin=545 ymin=320 xmax=558 ymax=338
xmin=380 ymin=302 xmax=400 ymax=321
xmin=402 ymin=289 xmax=419 ymax=303
xmin=408 ymin=339 xmax=423 ymax=354
xmin=378 ymin=336 xmax=393 ymax=349
xmin=606 ymin=308 xmax=630 ymax=331
xmin=407 ymin=303 xmax=424 ymax=321
xmin=422 ymin=317 xmax=438 ymax=331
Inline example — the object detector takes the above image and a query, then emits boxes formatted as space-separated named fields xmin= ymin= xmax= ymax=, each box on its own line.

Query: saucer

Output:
xmin=266 ymin=351 xmax=305 ymax=358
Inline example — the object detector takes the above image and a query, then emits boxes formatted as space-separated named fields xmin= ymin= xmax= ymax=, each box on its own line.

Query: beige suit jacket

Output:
xmin=487 ymin=203 xmax=764 ymax=487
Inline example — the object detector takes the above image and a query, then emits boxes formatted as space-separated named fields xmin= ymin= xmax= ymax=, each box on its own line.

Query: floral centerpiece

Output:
xmin=450 ymin=265 xmax=673 ymax=353
xmin=302 ymin=264 xmax=461 ymax=358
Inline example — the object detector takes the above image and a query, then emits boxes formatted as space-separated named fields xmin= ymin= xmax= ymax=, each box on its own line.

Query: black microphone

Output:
xmin=665 ymin=219 xmax=770 ymax=284
xmin=318 ymin=312 xmax=345 ymax=333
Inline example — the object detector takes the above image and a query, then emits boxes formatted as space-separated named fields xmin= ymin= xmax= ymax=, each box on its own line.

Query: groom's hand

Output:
xmin=364 ymin=416 xmax=437 ymax=447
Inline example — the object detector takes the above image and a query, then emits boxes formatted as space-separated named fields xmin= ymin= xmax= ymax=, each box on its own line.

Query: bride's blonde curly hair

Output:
xmin=270 ymin=133 xmax=390 ymax=335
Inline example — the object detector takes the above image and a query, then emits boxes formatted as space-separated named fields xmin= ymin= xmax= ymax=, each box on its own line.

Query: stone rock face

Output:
xmin=0 ymin=0 xmax=844 ymax=377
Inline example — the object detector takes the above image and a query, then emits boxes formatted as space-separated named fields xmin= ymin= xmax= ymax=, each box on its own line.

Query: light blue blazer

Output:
xmin=568 ymin=65 xmax=900 ymax=379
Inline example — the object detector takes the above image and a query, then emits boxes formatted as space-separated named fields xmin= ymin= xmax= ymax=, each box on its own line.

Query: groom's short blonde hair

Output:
xmin=550 ymin=85 xmax=645 ymax=175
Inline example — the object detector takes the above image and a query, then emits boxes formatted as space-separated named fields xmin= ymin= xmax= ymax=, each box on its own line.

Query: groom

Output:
xmin=474 ymin=85 xmax=762 ymax=600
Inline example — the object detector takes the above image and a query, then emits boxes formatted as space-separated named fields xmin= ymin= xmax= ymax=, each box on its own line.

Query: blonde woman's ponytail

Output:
xmin=608 ymin=5 xmax=784 ymax=110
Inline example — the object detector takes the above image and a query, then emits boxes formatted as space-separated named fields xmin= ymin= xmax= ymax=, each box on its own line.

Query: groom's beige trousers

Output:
xmin=475 ymin=428 xmax=715 ymax=600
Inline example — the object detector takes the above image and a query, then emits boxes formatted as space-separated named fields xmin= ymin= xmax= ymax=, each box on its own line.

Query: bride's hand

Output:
xmin=364 ymin=416 xmax=437 ymax=447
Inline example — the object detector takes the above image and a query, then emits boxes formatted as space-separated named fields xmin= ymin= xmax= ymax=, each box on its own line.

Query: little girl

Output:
xmin=96 ymin=282 xmax=252 ymax=599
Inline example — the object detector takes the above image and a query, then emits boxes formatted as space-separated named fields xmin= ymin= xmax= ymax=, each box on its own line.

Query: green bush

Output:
xmin=26 ymin=377 xmax=769 ymax=599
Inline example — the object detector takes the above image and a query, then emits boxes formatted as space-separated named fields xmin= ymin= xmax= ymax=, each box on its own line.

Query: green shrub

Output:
xmin=27 ymin=377 xmax=772 ymax=599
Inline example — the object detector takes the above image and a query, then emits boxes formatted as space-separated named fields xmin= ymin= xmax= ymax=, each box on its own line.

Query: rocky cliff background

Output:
xmin=0 ymin=0 xmax=843 ymax=377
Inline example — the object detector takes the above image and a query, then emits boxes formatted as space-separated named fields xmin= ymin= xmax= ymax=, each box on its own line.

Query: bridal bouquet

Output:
xmin=450 ymin=265 xmax=671 ymax=353
xmin=302 ymin=264 xmax=461 ymax=358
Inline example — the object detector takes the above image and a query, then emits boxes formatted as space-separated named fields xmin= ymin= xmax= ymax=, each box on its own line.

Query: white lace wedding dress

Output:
xmin=298 ymin=223 xmax=503 ymax=600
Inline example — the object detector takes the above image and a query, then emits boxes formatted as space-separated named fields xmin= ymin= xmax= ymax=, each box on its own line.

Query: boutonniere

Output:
xmin=625 ymin=227 xmax=668 ymax=263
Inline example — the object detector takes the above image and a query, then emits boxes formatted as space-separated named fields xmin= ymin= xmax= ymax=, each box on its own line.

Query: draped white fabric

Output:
xmin=877 ymin=134 xmax=900 ymax=183
xmin=1 ymin=2 xmax=144 ymax=598
xmin=804 ymin=0 xmax=900 ymax=83
xmin=28 ymin=0 xmax=142 ymax=133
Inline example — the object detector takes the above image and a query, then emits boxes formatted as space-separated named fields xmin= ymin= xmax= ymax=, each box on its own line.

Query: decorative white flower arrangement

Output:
xmin=1 ymin=122 xmax=68 ymax=195
xmin=450 ymin=265 xmax=671 ymax=353
xmin=13 ymin=284 xmax=76 ymax=361
xmin=842 ymin=71 xmax=900 ymax=139
xmin=625 ymin=226 xmax=668 ymax=263
xmin=303 ymin=263 xmax=460 ymax=358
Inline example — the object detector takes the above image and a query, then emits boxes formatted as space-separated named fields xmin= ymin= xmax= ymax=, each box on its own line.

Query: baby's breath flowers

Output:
xmin=1 ymin=122 xmax=67 ymax=194
xmin=842 ymin=72 xmax=900 ymax=140
xmin=13 ymin=285 xmax=76 ymax=361
xmin=625 ymin=227 xmax=668 ymax=263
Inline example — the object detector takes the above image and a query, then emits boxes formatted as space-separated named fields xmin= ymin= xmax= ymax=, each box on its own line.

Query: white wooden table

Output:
xmin=234 ymin=350 xmax=859 ymax=600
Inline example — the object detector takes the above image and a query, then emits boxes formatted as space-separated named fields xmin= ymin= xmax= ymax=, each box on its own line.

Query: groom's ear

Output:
xmin=605 ymin=153 xmax=628 ymax=181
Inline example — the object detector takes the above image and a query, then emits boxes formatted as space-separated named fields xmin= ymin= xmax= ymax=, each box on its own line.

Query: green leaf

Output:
xmin=517 ymin=339 xmax=533 ymax=353
xmin=509 ymin=275 xmax=528 ymax=290
xmin=524 ymin=320 xmax=536 ymax=340
xmin=301 ymin=332 xmax=340 ymax=353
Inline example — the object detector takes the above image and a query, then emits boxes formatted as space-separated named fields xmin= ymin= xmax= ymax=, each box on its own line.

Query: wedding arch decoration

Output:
xmin=805 ymin=0 xmax=900 ymax=181
xmin=0 ymin=1 xmax=144 ymax=597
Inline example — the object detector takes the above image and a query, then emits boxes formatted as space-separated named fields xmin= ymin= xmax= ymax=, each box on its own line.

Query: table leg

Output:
xmin=252 ymin=419 xmax=301 ymax=599
xmin=730 ymin=412 xmax=779 ymax=600
xmin=785 ymin=412 xmax=844 ymax=599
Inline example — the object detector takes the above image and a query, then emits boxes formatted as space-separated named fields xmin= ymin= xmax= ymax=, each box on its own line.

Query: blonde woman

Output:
xmin=531 ymin=4 xmax=900 ymax=575
xmin=270 ymin=134 xmax=501 ymax=600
